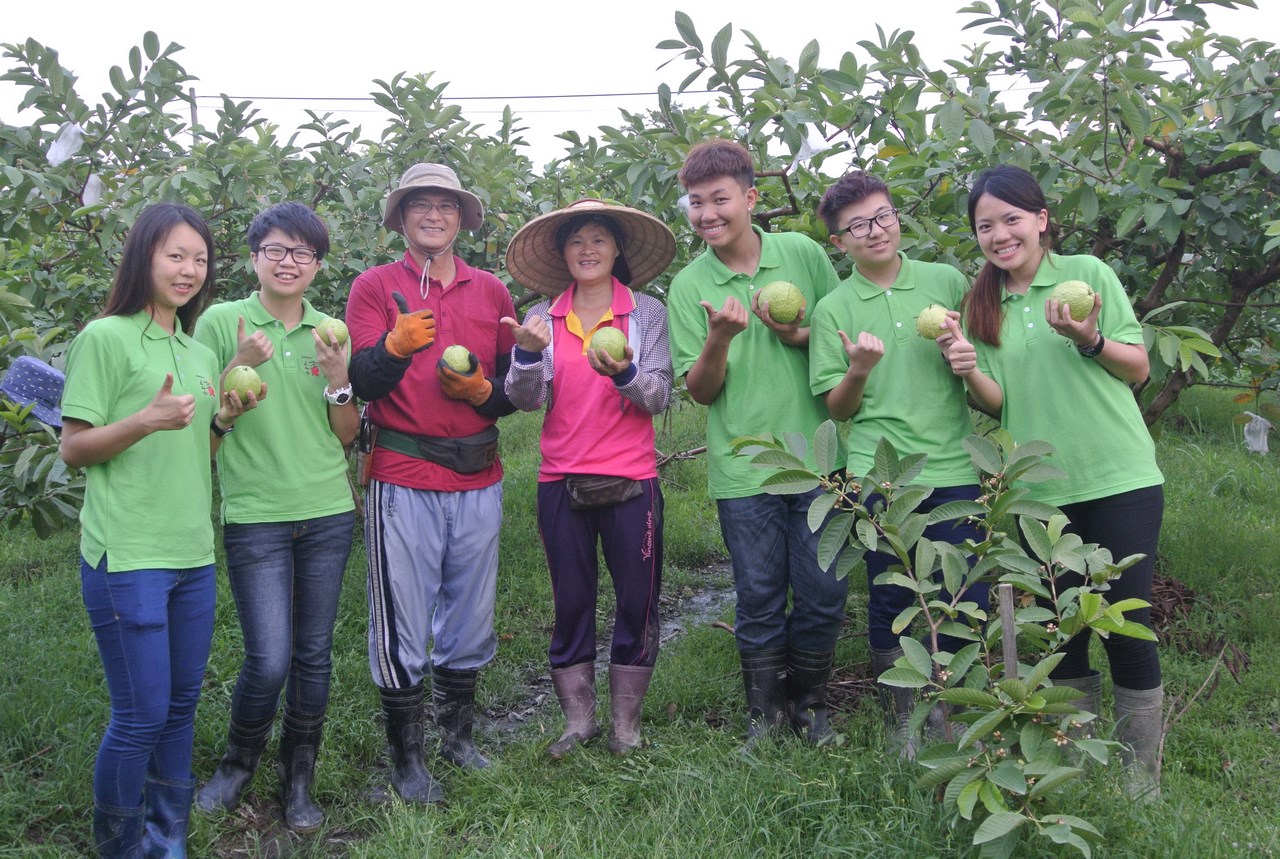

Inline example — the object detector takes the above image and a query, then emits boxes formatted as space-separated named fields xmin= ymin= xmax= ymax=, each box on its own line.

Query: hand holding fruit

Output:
xmin=501 ymin=315 xmax=551 ymax=353
xmin=752 ymin=281 xmax=807 ymax=345
xmin=235 ymin=316 xmax=274 ymax=367
xmin=386 ymin=291 xmax=436 ymax=358
xmin=943 ymin=317 xmax=978 ymax=377
xmin=144 ymin=373 xmax=197 ymax=432
xmin=436 ymin=346 xmax=493 ymax=406
xmin=700 ymin=296 xmax=748 ymax=344
xmin=586 ymin=327 xmax=631 ymax=377
xmin=1045 ymin=280 xmax=1101 ymax=346
xmin=838 ymin=330 xmax=884 ymax=375
xmin=312 ymin=326 xmax=350 ymax=388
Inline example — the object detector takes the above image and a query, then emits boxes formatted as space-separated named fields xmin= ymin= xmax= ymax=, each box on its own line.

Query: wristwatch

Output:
xmin=211 ymin=415 xmax=235 ymax=437
xmin=324 ymin=383 xmax=354 ymax=406
xmin=1077 ymin=332 xmax=1105 ymax=358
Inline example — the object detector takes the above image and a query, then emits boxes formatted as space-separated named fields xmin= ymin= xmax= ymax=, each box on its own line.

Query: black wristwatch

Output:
xmin=211 ymin=415 xmax=235 ymax=437
xmin=1077 ymin=332 xmax=1105 ymax=358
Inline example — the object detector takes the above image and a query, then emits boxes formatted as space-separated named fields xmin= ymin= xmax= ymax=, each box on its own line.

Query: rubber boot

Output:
xmin=871 ymin=647 xmax=920 ymax=760
xmin=93 ymin=801 xmax=144 ymax=859
xmin=1053 ymin=671 xmax=1103 ymax=744
xmin=739 ymin=648 xmax=788 ymax=749
xmin=379 ymin=685 xmax=445 ymax=804
xmin=1114 ymin=684 xmax=1163 ymax=801
xmin=195 ymin=717 xmax=272 ymax=814
xmin=786 ymin=648 xmax=835 ymax=745
xmin=140 ymin=774 xmax=195 ymax=859
xmin=607 ymin=664 xmax=654 ymax=756
xmin=278 ymin=710 xmax=325 ymax=833
xmin=547 ymin=662 xmax=601 ymax=759
xmin=432 ymin=665 xmax=491 ymax=769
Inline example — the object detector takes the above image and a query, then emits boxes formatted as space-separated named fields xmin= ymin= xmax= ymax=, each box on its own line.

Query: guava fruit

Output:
xmin=758 ymin=281 xmax=805 ymax=324
xmin=441 ymin=344 xmax=474 ymax=373
xmin=316 ymin=316 xmax=348 ymax=347
xmin=225 ymin=365 xmax=263 ymax=401
xmin=1052 ymin=280 xmax=1096 ymax=322
xmin=915 ymin=304 xmax=950 ymax=340
xmin=589 ymin=327 xmax=628 ymax=361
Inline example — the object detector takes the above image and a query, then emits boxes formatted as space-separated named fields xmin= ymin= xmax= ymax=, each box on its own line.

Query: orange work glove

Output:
xmin=436 ymin=351 xmax=493 ymax=406
xmin=385 ymin=291 xmax=436 ymax=359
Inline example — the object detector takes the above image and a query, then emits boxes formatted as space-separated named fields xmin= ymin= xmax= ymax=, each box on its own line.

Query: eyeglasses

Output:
xmin=404 ymin=200 xmax=460 ymax=216
xmin=258 ymin=244 xmax=318 ymax=264
xmin=841 ymin=208 xmax=899 ymax=239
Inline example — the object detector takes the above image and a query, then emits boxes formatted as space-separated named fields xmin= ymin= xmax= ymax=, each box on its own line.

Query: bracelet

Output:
xmin=1077 ymin=332 xmax=1105 ymax=358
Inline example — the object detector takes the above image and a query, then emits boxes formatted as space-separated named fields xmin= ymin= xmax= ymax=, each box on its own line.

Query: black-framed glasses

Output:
xmin=258 ymin=244 xmax=318 ymax=264
xmin=841 ymin=208 xmax=899 ymax=239
xmin=404 ymin=200 xmax=460 ymax=216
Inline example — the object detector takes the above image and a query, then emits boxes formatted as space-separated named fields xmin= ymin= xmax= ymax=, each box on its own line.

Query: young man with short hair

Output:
xmin=810 ymin=171 xmax=986 ymax=757
xmin=667 ymin=139 xmax=847 ymax=745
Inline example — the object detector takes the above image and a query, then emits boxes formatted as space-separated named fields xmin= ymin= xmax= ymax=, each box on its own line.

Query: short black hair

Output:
xmin=247 ymin=202 xmax=330 ymax=259
xmin=817 ymin=172 xmax=893 ymax=235
xmin=553 ymin=213 xmax=633 ymax=285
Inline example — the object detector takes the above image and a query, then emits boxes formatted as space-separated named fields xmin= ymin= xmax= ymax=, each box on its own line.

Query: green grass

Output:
xmin=2 ymin=388 xmax=1279 ymax=857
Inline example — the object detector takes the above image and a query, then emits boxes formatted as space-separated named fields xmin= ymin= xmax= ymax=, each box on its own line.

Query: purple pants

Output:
xmin=537 ymin=477 xmax=663 ymax=669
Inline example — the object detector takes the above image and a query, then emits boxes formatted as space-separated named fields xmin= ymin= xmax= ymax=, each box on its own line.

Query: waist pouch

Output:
xmin=564 ymin=474 xmax=643 ymax=510
xmin=376 ymin=425 xmax=499 ymax=474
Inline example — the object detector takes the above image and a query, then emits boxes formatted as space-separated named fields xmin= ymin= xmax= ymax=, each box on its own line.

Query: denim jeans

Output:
xmin=717 ymin=488 xmax=850 ymax=653
xmin=863 ymin=484 xmax=989 ymax=652
xmin=80 ymin=556 xmax=216 ymax=810
xmin=223 ymin=510 xmax=356 ymax=723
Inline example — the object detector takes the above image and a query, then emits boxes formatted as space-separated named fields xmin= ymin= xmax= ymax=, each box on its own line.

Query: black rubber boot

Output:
xmin=278 ymin=710 xmax=325 ymax=833
xmin=871 ymin=646 xmax=920 ymax=760
xmin=379 ymin=685 xmax=445 ymax=804
xmin=93 ymin=800 xmax=144 ymax=858
xmin=739 ymin=648 xmax=788 ymax=749
xmin=432 ymin=665 xmax=491 ymax=769
xmin=786 ymin=648 xmax=835 ymax=744
xmin=195 ymin=717 xmax=272 ymax=814
xmin=140 ymin=773 xmax=195 ymax=858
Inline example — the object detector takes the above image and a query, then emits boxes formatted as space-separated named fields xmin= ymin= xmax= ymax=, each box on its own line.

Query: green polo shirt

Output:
xmin=974 ymin=253 xmax=1163 ymax=505
xmin=62 ymin=311 xmax=220 ymax=572
xmin=195 ymin=295 xmax=355 ymax=525
xmin=810 ymin=253 xmax=977 ymax=487
xmin=669 ymin=227 xmax=839 ymax=499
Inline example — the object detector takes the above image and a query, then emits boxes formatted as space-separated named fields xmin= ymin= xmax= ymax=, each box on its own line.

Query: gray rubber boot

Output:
xmin=739 ymin=648 xmax=788 ymax=750
xmin=607 ymin=664 xmax=654 ymax=756
xmin=871 ymin=647 xmax=920 ymax=760
xmin=786 ymin=648 xmax=835 ymax=744
xmin=432 ymin=665 xmax=491 ymax=769
xmin=547 ymin=662 xmax=601 ymax=760
xmin=1114 ymin=684 xmax=1163 ymax=800
xmin=379 ymin=685 xmax=445 ymax=804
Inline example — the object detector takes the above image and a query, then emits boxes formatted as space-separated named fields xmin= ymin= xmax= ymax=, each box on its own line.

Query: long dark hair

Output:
xmin=102 ymin=203 xmax=217 ymax=334
xmin=962 ymin=165 xmax=1056 ymax=346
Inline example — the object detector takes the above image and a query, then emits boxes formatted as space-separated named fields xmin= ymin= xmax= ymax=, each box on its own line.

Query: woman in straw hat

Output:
xmin=502 ymin=199 xmax=676 ymax=758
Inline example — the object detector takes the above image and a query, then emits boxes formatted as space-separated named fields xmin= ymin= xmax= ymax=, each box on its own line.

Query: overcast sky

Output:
xmin=2 ymin=0 xmax=1274 ymax=164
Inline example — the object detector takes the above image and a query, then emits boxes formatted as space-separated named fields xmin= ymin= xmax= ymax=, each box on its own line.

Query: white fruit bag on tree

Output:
xmin=47 ymin=123 xmax=85 ymax=166
xmin=1243 ymin=411 xmax=1273 ymax=454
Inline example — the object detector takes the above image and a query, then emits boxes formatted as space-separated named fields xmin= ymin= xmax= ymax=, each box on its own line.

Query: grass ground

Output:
xmin=1 ymin=387 xmax=1277 ymax=857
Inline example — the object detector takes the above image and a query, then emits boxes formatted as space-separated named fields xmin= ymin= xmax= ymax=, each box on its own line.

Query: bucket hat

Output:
xmin=505 ymin=199 xmax=676 ymax=297
xmin=0 ymin=356 xmax=65 ymax=428
xmin=383 ymin=163 xmax=484 ymax=233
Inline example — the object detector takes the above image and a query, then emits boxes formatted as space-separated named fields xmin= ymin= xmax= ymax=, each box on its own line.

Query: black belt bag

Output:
xmin=376 ymin=425 xmax=499 ymax=474
xmin=564 ymin=474 xmax=643 ymax=510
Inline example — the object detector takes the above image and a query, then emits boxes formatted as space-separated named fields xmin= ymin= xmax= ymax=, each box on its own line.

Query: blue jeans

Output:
xmin=717 ymin=488 xmax=850 ymax=653
xmin=222 ymin=511 xmax=356 ymax=723
xmin=80 ymin=556 xmax=216 ymax=810
xmin=864 ymin=484 xmax=989 ymax=652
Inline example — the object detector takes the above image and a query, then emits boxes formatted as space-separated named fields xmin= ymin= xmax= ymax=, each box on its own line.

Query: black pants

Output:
xmin=1047 ymin=484 xmax=1164 ymax=691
